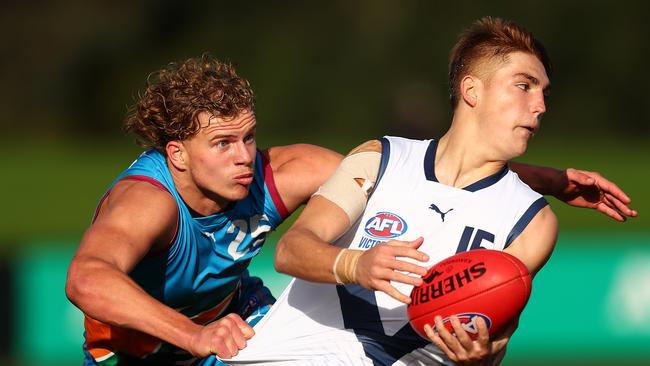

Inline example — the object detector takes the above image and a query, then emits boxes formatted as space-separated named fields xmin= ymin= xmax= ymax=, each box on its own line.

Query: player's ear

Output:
xmin=460 ymin=75 xmax=480 ymax=108
xmin=166 ymin=141 xmax=187 ymax=170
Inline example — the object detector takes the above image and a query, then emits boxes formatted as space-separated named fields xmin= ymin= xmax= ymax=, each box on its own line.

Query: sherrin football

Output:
xmin=407 ymin=249 xmax=532 ymax=339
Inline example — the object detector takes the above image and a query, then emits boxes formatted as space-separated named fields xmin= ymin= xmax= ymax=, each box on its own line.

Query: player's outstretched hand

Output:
xmin=189 ymin=313 xmax=254 ymax=359
xmin=355 ymin=237 xmax=429 ymax=304
xmin=553 ymin=168 xmax=638 ymax=222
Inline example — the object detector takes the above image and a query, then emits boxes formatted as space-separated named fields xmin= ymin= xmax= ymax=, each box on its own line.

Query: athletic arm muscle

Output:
xmin=504 ymin=205 xmax=558 ymax=277
xmin=275 ymin=195 xmax=352 ymax=282
xmin=65 ymin=180 xmax=203 ymax=353
xmin=273 ymin=141 xmax=379 ymax=282
xmin=508 ymin=162 xmax=637 ymax=222
xmin=264 ymin=144 xmax=343 ymax=214
xmin=274 ymin=140 xmax=428 ymax=304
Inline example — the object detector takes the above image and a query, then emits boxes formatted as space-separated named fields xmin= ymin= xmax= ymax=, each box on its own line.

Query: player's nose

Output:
xmin=531 ymin=91 xmax=546 ymax=117
xmin=234 ymin=141 xmax=254 ymax=165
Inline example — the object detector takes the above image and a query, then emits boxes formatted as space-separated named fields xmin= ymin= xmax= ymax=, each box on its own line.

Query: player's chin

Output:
xmin=229 ymin=185 xmax=252 ymax=201
xmin=509 ymin=139 xmax=530 ymax=159
xmin=515 ymin=143 xmax=529 ymax=157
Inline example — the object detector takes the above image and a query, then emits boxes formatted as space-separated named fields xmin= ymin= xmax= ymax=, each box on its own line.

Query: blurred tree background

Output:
xmin=0 ymin=0 xmax=648 ymax=244
xmin=0 ymin=1 xmax=648 ymax=365
xmin=1 ymin=0 xmax=648 ymax=242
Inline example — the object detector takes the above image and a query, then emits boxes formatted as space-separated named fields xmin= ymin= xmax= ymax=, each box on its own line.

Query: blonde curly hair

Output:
xmin=124 ymin=54 xmax=254 ymax=152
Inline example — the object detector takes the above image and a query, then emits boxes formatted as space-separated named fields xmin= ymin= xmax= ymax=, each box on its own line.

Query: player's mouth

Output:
xmin=234 ymin=173 xmax=254 ymax=185
xmin=518 ymin=125 xmax=538 ymax=136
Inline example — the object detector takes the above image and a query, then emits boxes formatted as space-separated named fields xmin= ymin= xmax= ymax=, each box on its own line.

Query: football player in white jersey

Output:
xmin=226 ymin=17 xmax=637 ymax=366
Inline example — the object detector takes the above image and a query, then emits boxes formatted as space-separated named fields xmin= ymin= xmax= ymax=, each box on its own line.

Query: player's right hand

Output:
xmin=425 ymin=315 xmax=516 ymax=366
xmin=355 ymin=237 xmax=429 ymax=304
xmin=189 ymin=313 xmax=254 ymax=358
xmin=425 ymin=315 xmax=491 ymax=365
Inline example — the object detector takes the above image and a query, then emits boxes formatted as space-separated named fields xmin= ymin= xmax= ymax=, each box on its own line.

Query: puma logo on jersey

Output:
xmin=429 ymin=203 xmax=453 ymax=222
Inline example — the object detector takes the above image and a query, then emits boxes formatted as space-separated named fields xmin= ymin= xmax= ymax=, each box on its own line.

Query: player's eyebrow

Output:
xmin=207 ymin=125 xmax=257 ymax=141
xmin=515 ymin=72 xmax=540 ymax=85
xmin=208 ymin=132 xmax=237 ymax=140
xmin=515 ymin=72 xmax=551 ymax=95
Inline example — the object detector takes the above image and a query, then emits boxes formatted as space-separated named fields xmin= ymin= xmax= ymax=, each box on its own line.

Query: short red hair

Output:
xmin=448 ymin=17 xmax=551 ymax=110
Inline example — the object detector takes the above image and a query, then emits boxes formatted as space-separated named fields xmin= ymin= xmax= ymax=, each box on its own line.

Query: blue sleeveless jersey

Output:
xmin=83 ymin=149 xmax=287 ymax=364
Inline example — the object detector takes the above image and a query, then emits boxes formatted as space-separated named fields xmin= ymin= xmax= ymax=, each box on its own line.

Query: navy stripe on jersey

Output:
xmin=463 ymin=165 xmax=509 ymax=192
xmin=505 ymin=197 xmax=549 ymax=248
xmin=423 ymin=139 xmax=509 ymax=191
xmin=337 ymin=285 xmax=428 ymax=365
xmin=368 ymin=137 xmax=391 ymax=199
xmin=423 ymin=139 xmax=437 ymax=181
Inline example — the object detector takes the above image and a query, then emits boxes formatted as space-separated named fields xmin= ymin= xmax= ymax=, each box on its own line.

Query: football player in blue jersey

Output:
xmin=65 ymin=53 xmax=636 ymax=366
xmin=65 ymin=56 xmax=341 ymax=365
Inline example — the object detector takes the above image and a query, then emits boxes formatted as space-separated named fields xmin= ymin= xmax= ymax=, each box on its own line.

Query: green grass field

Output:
xmin=0 ymin=136 xmax=647 ymax=251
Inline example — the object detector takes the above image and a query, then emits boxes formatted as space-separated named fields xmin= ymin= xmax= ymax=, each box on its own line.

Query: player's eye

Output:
xmin=244 ymin=133 xmax=256 ymax=144
xmin=516 ymin=83 xmax=530 ymax=91
xmin=216 ymin=140 xmax=230 ymax=149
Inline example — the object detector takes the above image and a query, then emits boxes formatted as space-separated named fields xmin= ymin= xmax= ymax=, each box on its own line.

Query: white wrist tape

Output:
xmin=332 ymin=249 xmax=363 ymax=284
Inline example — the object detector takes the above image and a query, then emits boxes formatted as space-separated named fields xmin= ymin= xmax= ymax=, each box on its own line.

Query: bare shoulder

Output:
xmin=98 ymin=179 xmax=177 ymax=225
xmin=264 ymin=140 xmax=382 ymax=171
xmin=78 ymin=179 xmax=178 ymax=271
xmin=527 ymin=204 xmax=558 ymax=235
xmin=262 ymin=144 xmax=342 ymax=214
xmin=347 ymin=139 xmax=382 ymax=155
xmin=264 ymin=144 xmax=342 ymax=172
xmin=505 ymin=205 xmax=558 ymax=276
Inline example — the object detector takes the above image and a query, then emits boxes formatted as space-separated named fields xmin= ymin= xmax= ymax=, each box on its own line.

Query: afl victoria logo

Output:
xmin=364 ymin=212 xmax=408 ymax=239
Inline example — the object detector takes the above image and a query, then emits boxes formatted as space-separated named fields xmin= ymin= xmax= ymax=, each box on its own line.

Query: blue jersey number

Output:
xmin=456 ymin=226 xmax=495 ymax=253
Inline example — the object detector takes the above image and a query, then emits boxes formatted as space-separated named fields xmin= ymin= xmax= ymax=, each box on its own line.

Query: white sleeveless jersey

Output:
xmin=227 ymin=136 xmax=547 ymax=365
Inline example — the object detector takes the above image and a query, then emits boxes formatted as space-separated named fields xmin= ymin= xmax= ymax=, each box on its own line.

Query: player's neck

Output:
xmin=168 ymin=165 xmax=232 ymax=216
xmin=435 ymin=123 xmax=507 ymax=189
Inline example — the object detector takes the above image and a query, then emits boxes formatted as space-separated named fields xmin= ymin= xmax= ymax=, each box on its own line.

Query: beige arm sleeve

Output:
xmin=314 ymin=151 xmax=381 ymax=224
